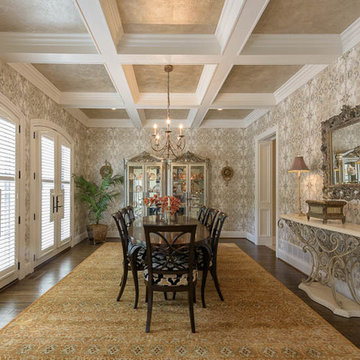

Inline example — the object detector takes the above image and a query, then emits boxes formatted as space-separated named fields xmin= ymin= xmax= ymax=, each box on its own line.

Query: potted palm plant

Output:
xmin=73 ymin=173 xmax=123 ymax=243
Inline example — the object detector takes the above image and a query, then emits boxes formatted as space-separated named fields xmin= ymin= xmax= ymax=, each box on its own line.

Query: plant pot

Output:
xmin=87 ymin=224 xmax=108 ymax=244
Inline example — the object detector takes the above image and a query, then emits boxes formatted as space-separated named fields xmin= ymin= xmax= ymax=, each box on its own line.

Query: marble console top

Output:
xmin=280 ymin=213 xmax=360 ymax=238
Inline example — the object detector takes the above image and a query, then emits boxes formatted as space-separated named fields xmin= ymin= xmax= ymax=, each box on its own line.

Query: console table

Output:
xmin=279 ymin=214 xmax=360 ymax=318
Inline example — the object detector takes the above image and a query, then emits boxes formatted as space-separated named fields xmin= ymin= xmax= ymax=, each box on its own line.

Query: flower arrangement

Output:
xmin=144 ymin=194 xmax=181 ymax=215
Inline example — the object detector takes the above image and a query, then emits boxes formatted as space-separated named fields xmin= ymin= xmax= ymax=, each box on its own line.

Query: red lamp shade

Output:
xmin=288 ymin=156 xmax=310 ymax=173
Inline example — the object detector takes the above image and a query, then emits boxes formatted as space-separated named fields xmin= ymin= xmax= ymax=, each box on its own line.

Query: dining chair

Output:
xmin=201 ymin=207 xmax=210 ymax=225
xmin=197 ymin=206 xmax=207 ymax=223
xmin=143 ymin=223 xmax=198 ymax=333
xmin=204 ymin=208 xmax=219 ymax=234
xmin=197 ymin=212 xmax=227 ymax=308
xmin=126 ymin=205 xmax=136 ymax=222
xmin=112 ymin=211 xmax=145 ymax=309
xmin=121 ymin=207 xmax=133 ymax=227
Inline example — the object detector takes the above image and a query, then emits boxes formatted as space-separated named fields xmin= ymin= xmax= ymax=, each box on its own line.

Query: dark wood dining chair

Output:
xmin=121 ymin=207 xmax=133 ymax=227
xmin=201 ymin=207 xmax=210 ymax=225
xmin=204 ymin=208 xmax=219 ymax=234
xmin=112 ymin=211 xmax=145 ymax=309
xmin=197 ymin=206 xmax=207 ymax=223
xmin=126 ymin=205 xmax=136 ymax=222
xmin=197 ymin=212 xmax=227 ymax=307
xmin=143 ymin=224 xmax=198 ymax=333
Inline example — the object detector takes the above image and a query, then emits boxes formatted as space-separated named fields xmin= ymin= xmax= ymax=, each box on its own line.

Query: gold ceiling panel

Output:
xmin=134 ymin=65 xmax=203 ymax=93
xmin=116 ymin=0 xmax=225 ymax=34
xmin=145 ymin=109 xmax=189 ymax=120
xmin=33 ymin=64 xmax=115 ymax=92
xmin=254 ymin=0 xmax=360 ymax=34
xmin=81 ymin=109 xmax=129 ymax=119
xmin=0 ymin=0 xmax=87 ymax=33
xmin=204 ymin=109 xmax=252 ymax=120
xmin=220 ymin=65 xmax=302 ymax=93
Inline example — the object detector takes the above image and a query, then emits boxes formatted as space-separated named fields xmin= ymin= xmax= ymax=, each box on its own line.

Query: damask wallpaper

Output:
xmin=0 ymin=59 xmax=88 ymax=268
xmin=85 ymin=128 xmax=247 ymax=234
xmin=244 ymin=42 xmax=360 ymax=252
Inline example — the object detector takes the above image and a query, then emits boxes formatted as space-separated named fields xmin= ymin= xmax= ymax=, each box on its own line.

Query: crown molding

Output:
xmin=242 ymin=108 xmax=270 ymax=128
xmin=9 ymin=63 xmax=61 ymax=103
xmin=215 ymin=0 xmax=246 ymax=52
xmin=100 ymin=0 xmax=123 ymax=46
xmin=213 ymin=93 xmax=276 ymax=108
xmin=118 ymin=33 xmax=220 ymax=55
xmin=274 ymin=64 xmax=328 ymax=104
xmin=60 ymin=92 xmax=123 ymax=108
xmin=65 ymin=108 xmax=89 ymax=127
xmin=201 ymin=119 xmax=247 ymax=128
xmin=341 ymin=17 xmax=360 ymax=53
xmin=0 ymin=32 xmax=97 ymax=53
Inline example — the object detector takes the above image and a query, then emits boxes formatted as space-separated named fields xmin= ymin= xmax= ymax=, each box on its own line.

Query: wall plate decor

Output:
xmin=221 ymin=162 xmax=234 ymax=186
xmin=100 ymin=160 xmax=113 ymax=179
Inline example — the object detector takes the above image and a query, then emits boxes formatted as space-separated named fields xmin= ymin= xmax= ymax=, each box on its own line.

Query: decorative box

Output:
xmin=306 ymin=200 xmax=347 ymax=224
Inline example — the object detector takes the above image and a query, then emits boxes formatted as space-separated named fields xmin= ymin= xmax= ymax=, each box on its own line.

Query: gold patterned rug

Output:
xmin=0 ymin=243 xmax=359 ymax=359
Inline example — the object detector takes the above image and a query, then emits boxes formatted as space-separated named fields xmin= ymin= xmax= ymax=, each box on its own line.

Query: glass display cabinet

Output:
xmin=124 ymin=152 xmax=165 ymax=217
xmin=169 ymin=152 xmax=209 ymax=218
xmin=124 ymin=151 xmax=209 ymax=218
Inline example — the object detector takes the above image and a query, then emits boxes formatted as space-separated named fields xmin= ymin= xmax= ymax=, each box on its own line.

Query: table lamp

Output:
xmin=288 ymin=156 xmax=310 ymax=216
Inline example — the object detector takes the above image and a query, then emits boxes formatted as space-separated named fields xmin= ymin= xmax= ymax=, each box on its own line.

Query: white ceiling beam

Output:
xmin=212 ymin=93 xmax=275 ymax=109
xmin=118 ymin=34 xmax=220 ymax=55
xmin=60 ymin=92 xmax=123 ymax=108
xmin=100 ymin=0 xmax=124 ymax=46
xmin=195 ymin=65 xmax=218 ymax=103
xmin=116 ymin=54 xmax=222 ymax=65
xmin=75 ymin=0 xmax=143 ymax=127
xmin=136 ymin=93 xmax=199 ymax=108
xmin=341 ymin=16 xmax=360 ymax=53
xmin=190 ymin=0 xmax=270 ymax=128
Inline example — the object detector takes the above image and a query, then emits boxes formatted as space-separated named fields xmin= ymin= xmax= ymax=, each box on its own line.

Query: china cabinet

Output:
xmin=124 ymin=152 xmax=165 ymax=217
xmin=124 ymin=151 xmax=209 ymax=217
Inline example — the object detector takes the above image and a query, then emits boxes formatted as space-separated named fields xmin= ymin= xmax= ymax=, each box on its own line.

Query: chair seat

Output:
xmin=144 ymin=250 xmax=197 ymax=286
xmin=128 ymin=242 xmax=146 ymax=269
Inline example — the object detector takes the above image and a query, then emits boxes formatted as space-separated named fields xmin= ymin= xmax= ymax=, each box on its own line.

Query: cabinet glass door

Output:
xmin=189 ymin=165 xmax=205 ymax=218
xmin=172 ymin=165 xmax=187 ymax=215
xmin=145 ymin=165 xmax=161 ymax=215
xmin=128 ymin=165 xmax=144 ymax=217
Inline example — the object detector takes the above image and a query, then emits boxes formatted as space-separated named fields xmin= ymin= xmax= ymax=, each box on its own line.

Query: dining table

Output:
xmin=128 ymin=215 xmax=211 ymax=247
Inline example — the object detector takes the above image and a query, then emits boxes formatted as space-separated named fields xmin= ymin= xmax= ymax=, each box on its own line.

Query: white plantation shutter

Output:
xmin=0 ymin=118 xmax=16 ymax=273
xmin=40 ymin=135 xmax=55 ymax=251
xmin=60 ymin=145 xmax=71 ymax=241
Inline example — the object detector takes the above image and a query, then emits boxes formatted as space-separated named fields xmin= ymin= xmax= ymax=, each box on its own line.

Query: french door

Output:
xmin=0 ymin=117 xmax=18 ymax=284
xmin=34 ymin=127 xmax=72 ymax=262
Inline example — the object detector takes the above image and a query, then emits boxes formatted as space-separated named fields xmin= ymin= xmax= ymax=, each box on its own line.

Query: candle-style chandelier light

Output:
xmin=151 ymin=65 xmax=185 ymax=159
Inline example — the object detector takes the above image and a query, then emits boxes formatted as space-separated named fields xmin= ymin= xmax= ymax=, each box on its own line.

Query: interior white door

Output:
xmin=36 ymin=129 xmax=72 ymax=260
xmin=258 ymin=141 xmax=274 ymax=246
xmin=0 ymin=117 xmax=18 ymax=281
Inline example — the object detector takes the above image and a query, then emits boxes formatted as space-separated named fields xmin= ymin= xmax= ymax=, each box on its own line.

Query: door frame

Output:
xmin=30 ymin=119 xmax=74 ymax=268
xmin=0 ymin=93 xmax=26 ymax=286
xmin=255 ymin=125 xmax=279 ymax=256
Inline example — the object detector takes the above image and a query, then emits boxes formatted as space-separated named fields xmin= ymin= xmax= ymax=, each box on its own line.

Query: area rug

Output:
xmin=0 ymin=243 xmax=359 ymax=359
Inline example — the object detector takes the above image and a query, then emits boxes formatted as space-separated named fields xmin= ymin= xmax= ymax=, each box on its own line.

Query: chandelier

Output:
xmin=151 ymin=65 xmax=185 ymax=159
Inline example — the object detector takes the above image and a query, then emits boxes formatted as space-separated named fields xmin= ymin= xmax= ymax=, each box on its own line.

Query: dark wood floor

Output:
xmin=0 ymin=238 xmax=359 ymax=348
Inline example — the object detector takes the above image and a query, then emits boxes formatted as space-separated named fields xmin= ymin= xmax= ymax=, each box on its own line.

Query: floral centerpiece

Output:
xmin=144 ymin=194 xmax=181 ymax=216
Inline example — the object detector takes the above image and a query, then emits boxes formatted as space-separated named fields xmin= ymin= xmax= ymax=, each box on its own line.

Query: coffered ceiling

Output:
xmin=1 ymin=0 xmax=360 ymax=129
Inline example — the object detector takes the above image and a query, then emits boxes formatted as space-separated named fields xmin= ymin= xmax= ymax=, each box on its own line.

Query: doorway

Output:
xmin=255 ymin=126 xmax=278 ymax=252
xmin=31 ymin=123 xmax=73 ymax=267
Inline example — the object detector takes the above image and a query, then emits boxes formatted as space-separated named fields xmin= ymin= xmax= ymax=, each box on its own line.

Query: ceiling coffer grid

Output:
xmin=1 ymin=0 xmax=360 ymax=128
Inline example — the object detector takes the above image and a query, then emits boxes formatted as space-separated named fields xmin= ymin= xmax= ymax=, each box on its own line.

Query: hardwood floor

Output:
xmin=0 ymin=238 xmax=359 ymax=348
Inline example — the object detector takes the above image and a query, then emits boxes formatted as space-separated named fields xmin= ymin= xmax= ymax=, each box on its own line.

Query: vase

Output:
xmin=162 ymin=209 xmax=171 ymax=223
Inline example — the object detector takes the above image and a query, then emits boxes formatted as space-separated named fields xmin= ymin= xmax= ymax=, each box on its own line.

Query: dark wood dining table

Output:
xmin=128 ymin=215 xmax=210 ymax=247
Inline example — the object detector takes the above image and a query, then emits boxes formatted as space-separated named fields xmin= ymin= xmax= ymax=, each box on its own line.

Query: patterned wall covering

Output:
xmin=0 ymin=59 xmax=88 ymax=267
xmin=85 ymin=128 xmax=246 ymax=234
xmin=244 ymin=42 xmax=360 ymax=252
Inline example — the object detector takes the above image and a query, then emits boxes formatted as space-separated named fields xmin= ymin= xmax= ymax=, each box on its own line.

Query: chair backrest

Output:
xmin=120 ymin=207 xmax=132 ymax=227
xmin=143 ymin=224 xmax=197 ymax=287
xmin=197 ymin=206 xmax=207 ymax=223
xmin=210 ymin=212 xmax=227 ymax=256
xmin=204 ymin=208 xmax=219 ymax=234
xmin=112 ymin=211 xmax=130 ymax=259
xmin=126 ymin=206 xmax=136 ymax=222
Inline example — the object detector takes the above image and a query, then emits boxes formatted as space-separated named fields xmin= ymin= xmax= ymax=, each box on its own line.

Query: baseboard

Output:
xmin=73 ymin=232 xmax=88 ymax=246
xmin=246 ymin=232 xmax=255 ymax=243
xmin=257 ymin=235 xmax=273 ymax=247
xmin=221 ymin=231 xmax=246 ymax=238
xmin=19 ymin=261 xmax=33 ymax=280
